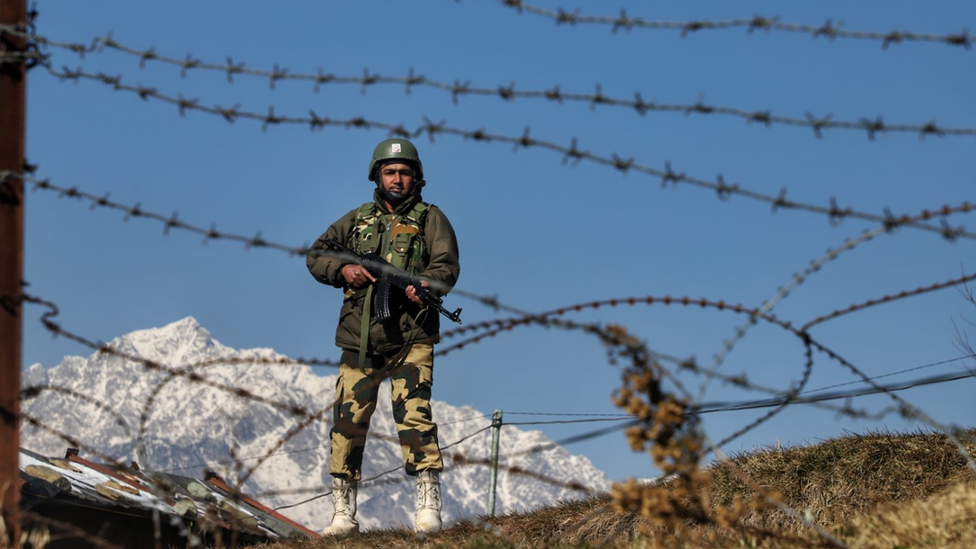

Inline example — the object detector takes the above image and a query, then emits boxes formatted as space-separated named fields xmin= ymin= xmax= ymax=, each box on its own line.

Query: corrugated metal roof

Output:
xmin=19 ymin=447 xmax=319 ymax=546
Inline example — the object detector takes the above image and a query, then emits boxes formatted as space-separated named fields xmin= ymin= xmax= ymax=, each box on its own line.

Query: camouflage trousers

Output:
xmin=329 ymin=343 xmax=443 ymax=480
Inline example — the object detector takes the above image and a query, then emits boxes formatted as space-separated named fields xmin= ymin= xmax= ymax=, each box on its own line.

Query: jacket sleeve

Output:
xmin=306 ymin=208 xmax=358 ymax=288
xmin=420 ymin=205 xmax=461 ymax=297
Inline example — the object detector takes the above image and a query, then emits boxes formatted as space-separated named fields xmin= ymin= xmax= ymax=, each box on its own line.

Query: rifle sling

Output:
xmin=357 ymin=282 xmax=429 ymax=370
xmin=358 ymin=284 xmax=374 ymax=369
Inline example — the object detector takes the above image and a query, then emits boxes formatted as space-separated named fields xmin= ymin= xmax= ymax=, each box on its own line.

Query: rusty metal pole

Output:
xmin=0 ymin=0 xmax=27 ymax=546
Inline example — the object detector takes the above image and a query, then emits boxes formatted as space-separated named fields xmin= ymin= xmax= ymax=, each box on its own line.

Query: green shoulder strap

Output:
xmin=406 ymin=201 xmax=429 ymax=225
xmin=400 ymin=201 xmax=430 ymax=274
xmin=353 ymin=202 xmax=380 ymax=254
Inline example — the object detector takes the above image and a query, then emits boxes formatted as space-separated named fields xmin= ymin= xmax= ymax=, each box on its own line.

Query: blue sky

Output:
xmin=20 ymin=1 xmax=976 ymax=483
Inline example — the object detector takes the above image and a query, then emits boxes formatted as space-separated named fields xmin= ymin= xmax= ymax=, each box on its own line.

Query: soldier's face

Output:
xmin=378 ymin=163 xmax=416 ymax=200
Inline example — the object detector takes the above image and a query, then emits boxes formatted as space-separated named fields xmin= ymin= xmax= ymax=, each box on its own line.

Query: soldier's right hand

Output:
xmin=342 ymin=264 xmax=376 ymax=289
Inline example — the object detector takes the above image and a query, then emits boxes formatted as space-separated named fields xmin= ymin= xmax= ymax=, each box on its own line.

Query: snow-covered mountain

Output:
xmin=20 ymin=317 xmax=610 ymax=532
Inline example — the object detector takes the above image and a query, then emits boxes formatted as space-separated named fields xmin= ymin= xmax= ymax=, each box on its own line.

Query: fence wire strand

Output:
xmin=486 ymin=0 xmax=974 ymax=50
xmin=5 ymin=25 xmax=974 ymax=140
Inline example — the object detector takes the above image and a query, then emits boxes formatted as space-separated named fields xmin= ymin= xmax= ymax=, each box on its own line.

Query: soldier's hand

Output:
xmin=405 ymin=280 xmax=428 ymax=306
xmin=342 ymin=264 xmax=376 ymax=289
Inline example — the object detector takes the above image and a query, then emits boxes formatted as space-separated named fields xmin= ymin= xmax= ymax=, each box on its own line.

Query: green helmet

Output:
xmin=367 ymin=138 xmax=424 ymax=182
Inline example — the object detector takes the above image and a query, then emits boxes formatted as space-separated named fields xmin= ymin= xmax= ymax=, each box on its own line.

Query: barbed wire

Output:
xmin=8 ymin=26 xmax=976 ymax=141
xmin=19 ymin=280 xmax=940 ymax=442
xmin=26 ymin=62 xmax=976 ymax=240
xmin=260 ymin=418 xmax=611 ymax=512
xmin=159 ymin=443 xmax=330 ymax=474
xmin=802 ymin=271 xmax=976 ymax=330
xmin=718 ymin=339 xmax=815 ymax=448
xmin=701 ymin=222 xmax=975 ymax=403
xmin=0 ymin=48 xmax=45 ymax=65
xmin=435 ymin=287 xmax=876 ymax=422
xmin=10 ymin=6 xmax=976 ymax=546
xmin=23 ymin=279 xmax=974 ymax=452
xmin=13 ymin=164 xmax=974 ymax=444
xmin=35 ymin=59 xmax=976 ymax=236
xmin=808 ymin=338 xmax=976 ymax=477
xmin=698 ymin=368 xmax=976 ymax=415
xmin=20 ymin=383 xmax=134 ymax=440
xmin=437 ymin=283 xmax=976 ymax=433
xmin=18 ymin=292 xmax=608 ymax=504
xmin=14 ymin=146 xmax=964 ymax=425
xmin=436 ymin=296 xmax=819 ymax=451
xmin=12 ymin=37 xmax=975 ymax=456
xmin=24 ymin=63 xmax=976 ymax=237
xmin=485 ymin=0 xmax=974 ymax=50
xmin=174 ymin=422 xmax=494 ymax=504
xmin=17 ymin=267 xmax=976 ymax=541
xmin=17 ymin=328 xmax=603 ymax=549
xmin=11 ymin=169 xmax=305 ymax=251
xmin=440 ymin=277 xmax=969 ymax=432
xmin=19 ymin=292 xmax=351 ymax=480
xmin=706 ymin=222 xmax=896 ymax=399
xmin=679 ymin=354 xmax=974 ymax=412
xmin=4 ymin=169 xmax=498 ymax=308
xmin=439 ymin=287 xmax=968 ymax=360
xmin=13 ymin=167 xmax=969 ymax=332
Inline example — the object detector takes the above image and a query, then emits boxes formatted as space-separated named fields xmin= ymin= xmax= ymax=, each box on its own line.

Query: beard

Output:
xmin=379 ymin=186 xmax=409 ymax=205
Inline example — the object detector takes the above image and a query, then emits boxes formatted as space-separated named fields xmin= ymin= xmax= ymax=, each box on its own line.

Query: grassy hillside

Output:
xmin=261 ymin=430 xmax=976 ymax=548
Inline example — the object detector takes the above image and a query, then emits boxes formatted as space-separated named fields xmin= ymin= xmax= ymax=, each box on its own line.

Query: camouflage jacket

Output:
xmin=306 ymin=190 xmax=460 ymax=356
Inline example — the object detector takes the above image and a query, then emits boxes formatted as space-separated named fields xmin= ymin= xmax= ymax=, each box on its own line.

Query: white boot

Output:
xmin=415 ymin=470 xmax=443 ymax=533
xmin=322 ymin=476 xmax=359 ymax=536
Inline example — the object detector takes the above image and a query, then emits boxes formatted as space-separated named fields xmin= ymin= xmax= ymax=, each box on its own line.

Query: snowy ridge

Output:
xmin=21 ymin=317 xmax=611 ymax=531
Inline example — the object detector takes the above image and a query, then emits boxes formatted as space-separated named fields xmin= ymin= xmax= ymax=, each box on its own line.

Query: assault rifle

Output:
xmin=321 ymin=236 xmax=463 ymax=324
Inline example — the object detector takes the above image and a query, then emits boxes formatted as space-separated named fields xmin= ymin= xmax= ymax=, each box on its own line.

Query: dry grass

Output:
xmin=847 ymin=481 xmax=976 ymax=549
xmin=246 ymin=429 xmax=975 ymax=549
xmin=709 ymin=429 xmax=976 ymax=532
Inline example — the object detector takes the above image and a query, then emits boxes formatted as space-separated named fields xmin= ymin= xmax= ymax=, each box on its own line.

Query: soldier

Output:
xmin=306 ymin=138 xmax=461 ymax=535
